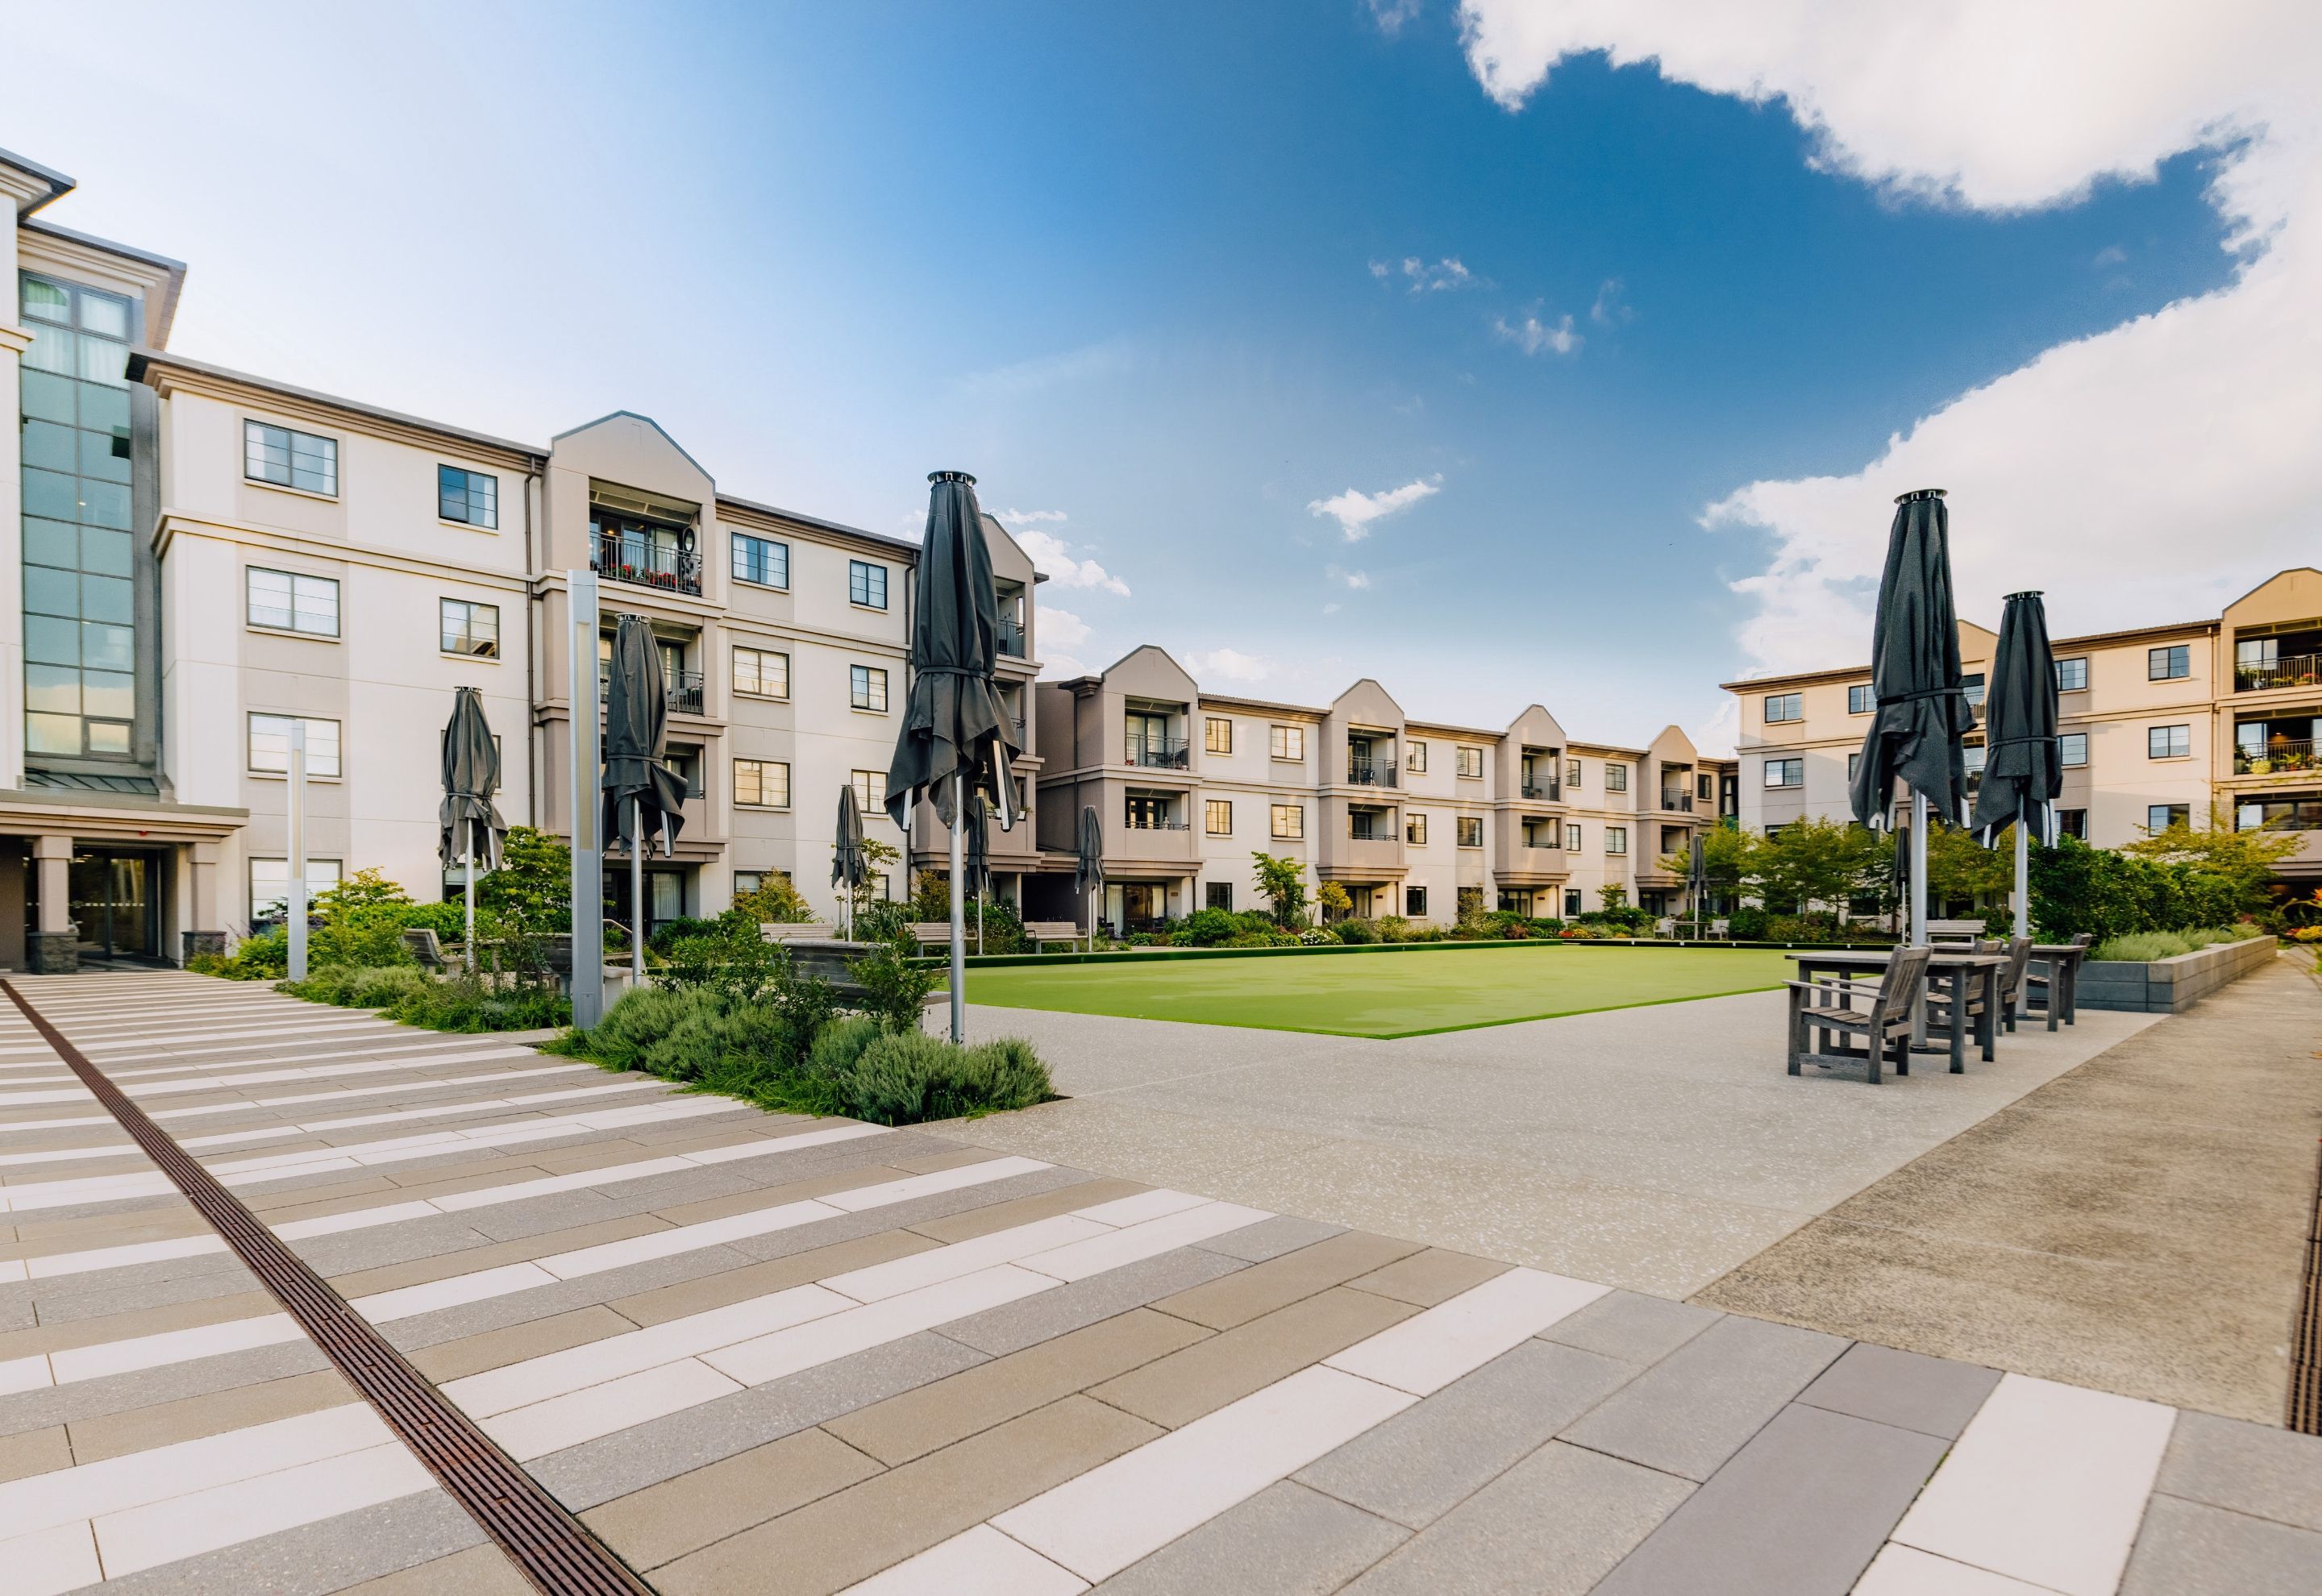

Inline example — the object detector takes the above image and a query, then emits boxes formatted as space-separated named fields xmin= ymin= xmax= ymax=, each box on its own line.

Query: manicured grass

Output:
xmin=966 ymin=942 xmax=1795 ymax=1038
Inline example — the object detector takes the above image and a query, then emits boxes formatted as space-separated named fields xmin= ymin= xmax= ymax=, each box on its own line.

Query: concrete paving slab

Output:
xmin=2119 ymin=1493 xmax=2322 ymax=1595
xmin=1542 ymin=1289 xmax=1723 ymax=1365
xmin=1096 ymin=1478 xmax=1409 ymax=1594
xmin=1797 ymin=1341 xmax=2004 ymax=1440
xmin=2153 ymin=1410 xmax=2322 ymax=1533
xmin=1559 ymin=1314 xmax=1848 ymax=1481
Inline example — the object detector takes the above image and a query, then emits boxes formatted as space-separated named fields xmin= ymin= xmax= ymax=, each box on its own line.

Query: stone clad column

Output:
xmin=184 ymin=841 xmax=226 ymax=963
xmin=30 ymin=834 xmax=75 ymax=973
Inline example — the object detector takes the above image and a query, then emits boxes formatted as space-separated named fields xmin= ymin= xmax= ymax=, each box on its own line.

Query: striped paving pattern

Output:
xmin=2 ymin=974 xmax=2316 ymax=1593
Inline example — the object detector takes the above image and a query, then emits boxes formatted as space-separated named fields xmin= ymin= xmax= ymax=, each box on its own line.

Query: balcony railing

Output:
xmin=1126 ymin=735 xmax=1189 ymax=768
xmin=592 ymin=530 xmax=702 ymax=596
xmin=1124 ymin=814 xmax=1189 ymax=830
xmin=1346 ymin=759 xmax=1399 ymax=787
xmin=2236 ymin=654 xmax=2322 ymax=692
xmin=1659 ymin=792 xmax=1696 ymax=813
xmin=1520 ymin=781 xmax=1562 ymax=801
xmin=2236 ymin=738 xmax=2317 ymax=775
xmin=997 ymin=618 xmax=1026 ymax=658
xmin=597 ymin=666 xmax=704 ymax=715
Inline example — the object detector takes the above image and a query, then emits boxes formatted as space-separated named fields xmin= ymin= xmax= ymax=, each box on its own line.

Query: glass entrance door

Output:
xmin=69 ymin=850 xmax=158 ymax=961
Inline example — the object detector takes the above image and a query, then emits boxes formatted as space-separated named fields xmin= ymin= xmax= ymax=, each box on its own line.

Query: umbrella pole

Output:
xmin=464 ymin=820 xmax=476 ymax=977
xmin=1910 ymin=792 xmax=1929 ymax=948
xmin=2015 ymin=819 xmax=2030 ymax=940
xmin=949 ymin=774 xmax=966 ymax=1044
xmin=630 ymin=800 xmax=644 ymax=989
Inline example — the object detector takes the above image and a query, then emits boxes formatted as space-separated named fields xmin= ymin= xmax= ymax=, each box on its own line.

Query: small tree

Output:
xmin=1597 ymin=883 xmax=1628 ymax=912
xmin=1317 ymin=881 xmax=1352 ymax=921
xmin=1250 ymin=852 xmax=1309 ymax=927
xmin=731 ymin=875 xmax=814 ymax=926
xmin=847 ymin=836 xmax=903 ymax=922
xmin=480 ymin=827 xmax=571 ymax=937
xmin=1751 ymin=817 xmax=1872 ymax=914
xmin=1923 ymin=819 xmax=2011 ymax=914
xmin=2124 ymin=804 xmax=2299 ymax=915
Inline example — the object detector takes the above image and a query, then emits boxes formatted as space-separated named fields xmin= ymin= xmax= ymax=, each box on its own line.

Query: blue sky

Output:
xmin=11 ymin=2 xmax=2297 ymax=747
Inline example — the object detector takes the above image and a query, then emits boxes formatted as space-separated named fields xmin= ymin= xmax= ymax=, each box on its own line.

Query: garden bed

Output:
xmin=2078 ymin=934 xmax=2278 ymax=1013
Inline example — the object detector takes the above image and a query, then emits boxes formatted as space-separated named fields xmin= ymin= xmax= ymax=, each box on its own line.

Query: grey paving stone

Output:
xmin=721 ymin=1165 xmax=1091 ymax=1263
xmin=0 ymin=1340 xmax=331 ymax=1438
xmin=2120 ymin=1493 xmax=2322 ymax=1595
xmin=1558 ymin=1314 xmax=1847 ymax=1481
xmin=89 ymin=1483 xmax=485 ymax=1595
xmin=1096 ymin=1480 xmax=1407 ymax=1594
xmin=937 ymin=1245 xmax=1250 ymax=1357
xmin=1542 ymin=1289 xmax=1721 ymax=1365
xmin=1297 ymin=1340 xmax=1637 ymax=1528
xmin=381 ymin=1248 xmax=760 ymax=1352
xmin=22 ymin=1258 xmax=262 ymax=1325
xmin=463 ymin=1190 xmax=632 ymax=1241
xmin=1592 ymin=1403 xmax=1945 ymax=1596
xmin=532 ymin=1331 xmax=987 ymax=1509
xmin=1795 ymin=1341 xmax=2000 ymax=1440
xmin=1345 ymin=1440 xmax=1692 ymax=1595
xmin=1196 ymin=1216 xmax=1348 ymax=1263
xmin=2156 ymin=1410 xmax=2322 ymax=1533
xmin=292 ymin=1217 xmax=499 ymax=1278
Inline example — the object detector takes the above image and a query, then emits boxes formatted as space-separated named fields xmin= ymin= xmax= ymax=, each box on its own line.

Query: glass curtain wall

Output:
xmin=18 ymin=274 xmax=138 ymax=761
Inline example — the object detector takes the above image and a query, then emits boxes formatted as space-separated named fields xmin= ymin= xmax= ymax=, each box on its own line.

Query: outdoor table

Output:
xmin=1786 ymin=950 xmax=2007 ymax=1075
xmin=2025 ymin=943 xmax=2086 ymax=1029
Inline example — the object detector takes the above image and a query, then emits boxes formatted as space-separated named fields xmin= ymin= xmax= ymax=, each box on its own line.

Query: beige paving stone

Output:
xmin=338 ymin=1541 xmax=536 ymax=1596
xmin=580 ymin=1425 xmax=884 ymax=1569
xmin=1346 ymin=1245 xmax=1513 ymax=1307
xmin=322 ymin=1212 xmax=675 ymax=1299
xmin=376 ymin=1161 xmax=576 ymax=1201
xmin=654 ymin=1394 xmax=1159 ymax=1594
xmin=407 ymin=1303 xmax=639 ymax=1383
xmin=0 ymin=1423 xmax=72 ymax=1483
xmin=828 ymin=1307 xmax=1211 ymax=1465
xmin=2 ymin=1206 xmax=207 ymax=1253
xmin=0 ymin=1286 xmax=275 ymax=1359
xmin=649 ymin=1162 xmax=922 ymax=1225
xmin=1095 ymin=1285 xmax=1418 ymax=1429
xmin=239 ymin=1174 xmax=406 ymax=1216
xmin=905 ymin=1176 xmax=1150 ymax=1245
xmin=64 ymin=1367 xmax=355 ymax=1461
xmin=610 ymin=1229 xmax=942 ymax=1327
xmin=1153 ymin=1229 xmax=1424 ymax=1330
xmin=885 ymin=1144 xmax=1017 ymax=1176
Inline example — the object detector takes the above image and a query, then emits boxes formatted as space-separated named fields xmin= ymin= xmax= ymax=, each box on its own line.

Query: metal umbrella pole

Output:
xmin=630 ymin=799 xmax=644 ymax=988
xmin=287 ymin=720 xmax=308 ymax=983
xmin=464 ymin=819 xmax=476 ymax=975
xmin=949 ymin=773 xmax=966 ymax=1042
xmin=568 ymin=570 xmax=603 ymax=1029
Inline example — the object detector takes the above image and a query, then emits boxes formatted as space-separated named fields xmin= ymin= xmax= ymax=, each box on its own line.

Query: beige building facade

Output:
xmin=1725 ymin=569 xmax=2322 ymax=882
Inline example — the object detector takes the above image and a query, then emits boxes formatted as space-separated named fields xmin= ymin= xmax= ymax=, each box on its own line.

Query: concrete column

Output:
xmin=183 ymin=841 xmax=225 ymax=962
xmin=29 ymin=835 xmax=75 ymax=973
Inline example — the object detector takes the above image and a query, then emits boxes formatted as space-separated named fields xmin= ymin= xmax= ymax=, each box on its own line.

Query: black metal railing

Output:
xmin=598 ymin=665 xmax=703 ymax=715
xmin=1346 ymin=759 xmax=1398 ymax=787
xmin=592 ymin=530 xmax=702 ymax=596
xmin=1124 ymin=814 xmax=1189 ymax=830
xmin=997 ymin=618 xmax=1026 ymax=658
xmin=2237 ymin=654 xmax=2322 ymax=691
xmin=2237 ymin=738 xmax=2317 ymax=774
xmin=1521 ymin=781 xmax=1561 ymax=800
xmin=1126 ymin=735 xmax=1189 ymax=768
xmin=1659 ymin=792 xmax=1695 ymax=812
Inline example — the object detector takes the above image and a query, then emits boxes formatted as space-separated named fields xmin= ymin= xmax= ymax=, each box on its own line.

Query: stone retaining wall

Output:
xmin=2078 ymin=935 xmax=2278 ymax=1013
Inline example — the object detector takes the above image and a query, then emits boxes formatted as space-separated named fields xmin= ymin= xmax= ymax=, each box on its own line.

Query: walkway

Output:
xmin=0 ymin=973 xmax=2316 ymax=1593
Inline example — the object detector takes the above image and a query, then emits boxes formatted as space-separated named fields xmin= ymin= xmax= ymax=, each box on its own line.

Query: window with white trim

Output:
xmin=734 ymin=759 xmax=789 ymax=808
xmin=246 ymin=567 xmax=339 ymax=637
xmin=243 ymin=420 xmax=337 ymax=496
xmin=248 ymin=713 xmax=342 ymax=778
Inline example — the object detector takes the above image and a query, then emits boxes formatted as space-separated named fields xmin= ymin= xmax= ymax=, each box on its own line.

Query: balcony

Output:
xmin=1124 ymin=813 xmax=1190 ymax=830
xmin=1659 ymin=792 xmax=1696 ymax=813
xmin=597 ymin=667 xmax=705 ymax=716
xmin=2237 ymin=653 xmax=2322 ymax=692
xmin=1520 ymin=781 xmax=1562 ymax=801
xmin=997 ymin=617 xmax=1026 ymax=658
xmin=592 ymin=530 xmax=702 ymax=596
xmin=2236 ymin=738 xmax=2318 ymax=775
xmin=1346 ymin=759 xmax=1399 ymax=788
xmin=1126 ymin=734 xmax=1189 ymax=769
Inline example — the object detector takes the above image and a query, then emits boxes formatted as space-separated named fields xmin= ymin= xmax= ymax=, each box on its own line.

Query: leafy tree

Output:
xmin=1750 ymin=817 xmax=1871 ymax=913
xmin=2123 ymin=804 xmax=2300 ymax=914
xmin=315 ymin=868 xmax=411 ymax=914
xmin=1250 ymin=851 xmax=1309 ymax=927
xmin=480 ymin=826 xmax=571 ymax=937
xmin=1924 ymin=820 xmax=2010 ymax=911
xmin=732 ymin=875 xmax=814 ymax=925
xmin=847 ymin=836 xmax=903 ymax=923
xmin=1596 ymin=883 xmax=1628 ymax=912
xmin=1317 ymin=881 xmax=1353 ymax=921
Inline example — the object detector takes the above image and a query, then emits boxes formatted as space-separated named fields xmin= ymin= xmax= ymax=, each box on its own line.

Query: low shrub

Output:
xmin=1725 ymin=907 xmax=1770 ymax=940
xmin=648 ymin=916 xmax=724 ymax=955
xmin=572 ymin=985 xmax=722 ymax=1071
xmin=1171 ymin=907 xmax=1242 ymax=947
xmin=2089 ymin=926 xmax=2258 ymax=962
xmin=279 ymin=965 xmax=568 ymax=1032
xmin=836 ymin=1031 xmax=1051 ymax=1126
xmin=1332 ymin=917 xmax=1379 ymax=945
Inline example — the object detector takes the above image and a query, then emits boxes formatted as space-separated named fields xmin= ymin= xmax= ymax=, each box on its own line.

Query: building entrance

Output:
xmin=70 ymin=848 xmax=162 ymax=962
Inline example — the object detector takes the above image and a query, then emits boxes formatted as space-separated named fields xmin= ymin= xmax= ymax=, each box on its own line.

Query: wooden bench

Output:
xmin=401 ymin=928 xmax=447 ymax=970
xmin=759 ymin=922 xmax=837 ymax=942
xmin=1925 ymin=917 xmax=1991 ymax=945
xmin=1025 ymin=921 xmax=1083 ymax=948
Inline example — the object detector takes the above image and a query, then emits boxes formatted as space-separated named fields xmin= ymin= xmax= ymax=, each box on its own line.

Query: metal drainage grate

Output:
xmin=2 ymin=981 xmax=655 ymax=1595
xmin=2293 ymin=1140 xmax=2322 ymax=1436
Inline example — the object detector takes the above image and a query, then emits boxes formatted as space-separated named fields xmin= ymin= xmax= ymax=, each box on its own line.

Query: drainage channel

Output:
xmin=2 ymin=979 xmax=655 ymax=1596
xmin=2293 ymin=1138 xmax=2322 ymax=1436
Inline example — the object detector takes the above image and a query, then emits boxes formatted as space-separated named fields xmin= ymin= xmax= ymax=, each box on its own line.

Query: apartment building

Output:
xmin=1029 ymin=649 xmax=1737 ymax=934
xmin=1724 ymin=568 xmax=2322 ymax=881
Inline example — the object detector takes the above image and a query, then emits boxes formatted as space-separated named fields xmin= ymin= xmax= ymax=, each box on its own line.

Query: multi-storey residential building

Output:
xmin=1724 ymin=569 xmax=2322 ymax=882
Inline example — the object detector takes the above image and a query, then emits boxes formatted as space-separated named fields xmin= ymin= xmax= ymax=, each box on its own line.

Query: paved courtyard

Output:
xmin=1 ymin=971 xmax=2316 ymax=1593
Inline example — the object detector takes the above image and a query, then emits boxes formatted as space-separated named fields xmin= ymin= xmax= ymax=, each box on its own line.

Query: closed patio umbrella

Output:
xmin=963 ymin=793 xmax=991 ymax=957
xmin=885 ymin=471 xmax=1022 ymax=1041
xmin=834 ymin=783 xmax=868 ymax=939
xmin=1850 ymin=489 xmax=1975 ymax=946
xmin=439 ymin=685 xmax=506 ymax=975
xmin=601 ymin=613 xmax=685 ymax=985
xmin=1971 ymin=591 xmax=2062 ymax=937
xmin=1076 ymin=806 xmax=1104 ymax=954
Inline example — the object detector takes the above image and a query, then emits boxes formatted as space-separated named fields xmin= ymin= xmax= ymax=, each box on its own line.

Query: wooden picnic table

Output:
xmin=1787 ymin=948 xmax=2008 ymax=1076
xmin=2025 ymin=943 xmax=2087 ymax=1029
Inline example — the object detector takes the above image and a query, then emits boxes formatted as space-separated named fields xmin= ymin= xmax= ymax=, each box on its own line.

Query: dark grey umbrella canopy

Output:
xmin=885 ymin=472 xmax=1022 ymax=829
xmin=962 ymin=795 xmax=991 ymax=900
xmin=601 ymin=613 xmax=687 ymax=854
xmin=1076 ymin=807 xmax=1105 ymax=898
xmin=1970 ymin=591 xmax=2061 ymax=843
xmin=438 ymin=685 xmax=506 ymax=870
xmin=833 ymin=783 xmax=867 ymax=894
xmin=1850 ymin=490 xmax=1976 ymax=829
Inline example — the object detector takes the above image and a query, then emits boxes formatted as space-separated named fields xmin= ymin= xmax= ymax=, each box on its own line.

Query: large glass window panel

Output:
xmin=77 ymin=292 xmax=129 ymax=339
xmin=75 ymin=338 xmax=125 ymax=384
xmin=24 ymin=666 xmax=78 ymax=714
xmin=81 ymin=672 xmax=133 ymax=719
xmin=21 ymin=418 xmax=75 ymax=472
xmin=22 ymin=466 xmax=77 ymax=522
xmin=80 ymin=478 xmax=131 ymax=529
xmin=83 ymin=622 xmax=133 ymax=672
xmin=23 ymin=518 xmax=77 ymax=569
xmin=78 ymin=382 xmax=127 ymax=432
xmin=81 ymin=575 xmax=132 ymax=625
xmin=80 ymin=426 xmax=131 ymax=484
xmin=25 ymin=616 xmax=77 ymax=665
xmin=79 ymin=528 xmax=130 ymax=577
xmin=247 ymin=568 xmax=294 ymax=630
xmin=24 ymin=565 xmax=77 ymax=617
xmin=21 ymin=280 xmax=69 ymax=322
xmin=23 ymin=326 xmax=74 ymax=375
xmin=248 ymin=713 xmax=343 ymax=777
xmin=20 ymin=370 xmax=73 ymax=423
xmin=85 ymin=721 xmax=131 ymax=756
xmin=26 ymin=714 xmax=79 ymax=754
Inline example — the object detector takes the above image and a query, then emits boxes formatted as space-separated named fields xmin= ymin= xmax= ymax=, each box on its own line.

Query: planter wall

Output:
xmin=2078 ymin=935 xmax=2278 ymax=1014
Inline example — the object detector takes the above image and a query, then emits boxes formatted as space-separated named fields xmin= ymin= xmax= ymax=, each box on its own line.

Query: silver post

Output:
xmin=631 ymin=798 xmax=645 ymax=988
xmin=287 ymin=721 xmax=308 ymax=983
xmin=569 ymin=570 xmax=603 ymax=1029
xmin=949 ymin=773 xmax=966 ymax=1043
xmin=2015 ymin=818 xmax=2031 ymax=940
xmin=464 ymin=818 xmax=476 ymax=975
xmin=1910 ymin=791 xmax=1929 ymax=948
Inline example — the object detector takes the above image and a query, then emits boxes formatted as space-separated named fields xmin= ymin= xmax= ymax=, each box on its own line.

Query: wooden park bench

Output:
xmin=401 ymin=928 xmax=447 ymax=970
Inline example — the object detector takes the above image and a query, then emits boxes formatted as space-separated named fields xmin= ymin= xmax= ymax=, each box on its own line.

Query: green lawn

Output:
xmin=966 ymin=944 xmax=1795 ymax=1038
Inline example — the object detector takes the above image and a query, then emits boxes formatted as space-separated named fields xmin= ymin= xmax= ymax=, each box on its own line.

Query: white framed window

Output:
xmin=248 ymin=857 xmax=341 ymax=927
xmin=1763 ymin=692 xmax=1803 ymax=723
xmin=245 ymin=567 xmax=339 ymax=637
xmin=1205 ymin=717 xmax=1233 ymax=754
xmin=1847 ymin=684 xmax=1875 ymax=714
xmin=1605 ymin=763 xmax=1628 ymax=792
xmin=732 ymin=533 xmax=789 ymax=588
xmin=1454 ymin=745 xmax=1484 ymax=779
xmin=2148 ymin=645 xmax=2190 ymax=681
xmin=2056 ymin=657 xmax=2088 ymax=692
xmin=1455 ymin=815 xmax=1483 ymax=848
xmin=1269 ymin=724 xmax=1305 ymax=762
xmin=243 ymin=419 xmax=337 ymax=496
xmin=2060 ymin=732 xmax=2087 ymax=767
xmin=438 ymin=465 xmax=497 ymax=527
xmin=2147 ymin=724 xmax=2191 ymax=759
xmin=440 ymin=598 xmax=499 ymax=658
xmin=2146 ymin=803 xmax=2189 ymax=833
xmin=1406 ymin=741 xmax=1427 ymax=773
xmin=1566 ymin=757 xmax=1582 ymax=787
xmin=1566 ymin=823 xmax=1582 ymax=851
xmin=1404 ymin=813 xmax=1427 ymax=846
xmin=1270 ymin=803 xmax=1304 ymax=839
xmin=1605 ymin=826 xmax=1628 ymax=855
xmin=734 ymin=646 xmax=789 ymax=699
xmin=851 ymin=769 xmax=886 ymax=812
xmin=1764 ymin=757 xmax=1804 ymax=788
xmin=1205 ymin=798 xmax=1233 ymax=835
xmin=848 ymin=559 xmax=888 ymax=609
xmin=734 ymin=870 xmax=768 ymax=896
xmin=733 ymin=759 xmax=790 ymax=808
xmin=248 ymin=713 xmax=342 ymax=778
xmin=850 ymin=664 xmax=889 ymax=713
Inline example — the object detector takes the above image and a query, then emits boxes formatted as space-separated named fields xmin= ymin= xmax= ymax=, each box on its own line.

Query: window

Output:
xmin=851 ymin=769 xmax=886 ymax=812
xmin=733 ymin=759 xmax=789 ymax=808
xmin=1455 ymin=746 xmax=1483 ymax=779
xmin=1207 ymin=882 xmax=1234 ymax=911
xmin=2148 ymin=645 xmax=2190 ymax=680
xmin=1205 ymin=716 xmax=1233 ymax=754
xmin=734 ymin=871 xmax=768 ymax=896
xmin=1404 ymin=813 xmax=1428 ymax=846
xmin=1456 ymin=816 xmax=1482 ymax=848
xmin=2056 ymin=656 xmax=2088 ymax=692
xmin=2060 ymin=732 xmax=2087 ymax=767
xmin=850 ymin=665 xmax=889 ymax=713
xmin=249 ymin=857 xmax=341 ymax=928
xmin=1404 ymin=885 xmax=1427 ymax=917
xmin=731 ymin=533 xmax=789 ymax=588
xmin=1405 ymin=741 xmax=1427 ymax=773
xmin=438 ymin=465 xmax=497 ymax=527
xmin=1662 ymin=826 xmax=1688 ymax=857
xmin=1205 ymin=798 xmax=1233 ymax=835
xmin=1566 ymin=825 xmax=1582 ymax=852
xmin=1564 ymin=888 xmax=1583 ymax=917
xmin=1763 ymin=692 xmax=1802 ymax=723
xmin=1566 ymin=757 xmax=1582 ymax=787
xmin=440 ymin=598 xmax=499 ymax=658
xmin=1765 ymin=757 xmax=1804 ymax=788
xmin=246 ymin=567 xmax=339 ymax=637
xmin=248 ymin=713 xmax=342 ymax=777
xmin=1605 ymin=763 xmax=1628 ymax=792
xmin=2058 ymin=809 xmax=2087 ymax=840
xmin=1697 ymin=774 xmax=1712 ymax=800
xmin=1962 ymin=674 xmax=1986 ymax=709
xmin=243 ymin=420 xmax=337 ymax=496
xmin=1605 ymin=826 xmax=1628 ymax=855
xmin=733 ymin=646 xmax=789 ymax=699
xmin=665 ymin=746 xmax=704 ymax=799
xmin=1270 ymin=724 xmax=1305 ymax=762
xmin=2148 ymin=724 xmax=2191 ymax=759
xmin=848 ymin=559 xmax=888 ymax=609
xmin=2147 ymin=804 xmax=2190 ymax=833
xmin=1270 ymin=803 xmax=1304 ymax=840
xmin=1847 ymin=684 xmax=1875 ymax=714
xmin=1848 ymin=751 xmax=1862 ymax=782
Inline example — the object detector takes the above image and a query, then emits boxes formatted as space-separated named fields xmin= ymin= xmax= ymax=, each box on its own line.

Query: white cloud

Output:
xmin=1457 ymin=1 xmax=2322 ymax=675
xmin=1038 ymin=605 xmax=1092 ymax=649
xmin=1590 ymin=276 xmax=1632 ymax=324
xmin=1007 ymin=523 xmax=1133 ymax=596
xmin=1188 ymin=647 xmax=1275 ymax=684
xmin=1039 ymin=654 xmax=1092 ymax=681
xmin=1371 ymin=255 xmax=1480 ymax=293
xmin=1307 ymin=475 xmax=1442 ymax=541
xmin=2092 ymin=244 xmax=2128 ymax=267
xmin=998 ymin=508 xmax=1068 ymax=526
xmin=1330 ymin=565 xmax=1375 ymax=589
xmin=1323 ymin=601 xmax=1343 ymax=615
xmin=1367 ymin=0 xmax=1425 ymax=37
xmin=1492 ymin=311 xmax=1580 ymax=355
